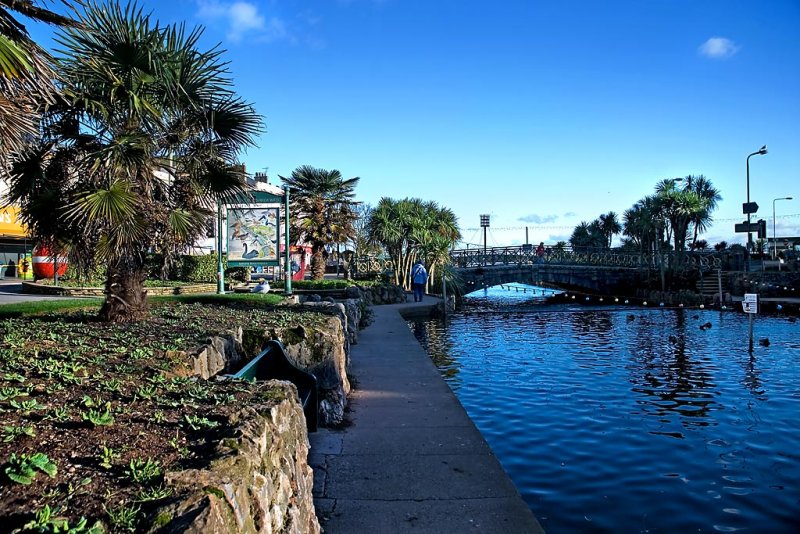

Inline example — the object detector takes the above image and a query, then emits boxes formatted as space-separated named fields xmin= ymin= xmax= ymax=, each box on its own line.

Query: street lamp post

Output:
xmin=745 ymin=145 xmax=768 ymax=268
xmin=773 ymin=196 xmax=792 ymax=269
xmin=480 ymin=214 xmax=490 ymax=266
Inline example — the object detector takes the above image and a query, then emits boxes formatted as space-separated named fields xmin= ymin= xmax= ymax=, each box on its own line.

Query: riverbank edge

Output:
xmin=310 ymin=298 xmax=544 ymax=533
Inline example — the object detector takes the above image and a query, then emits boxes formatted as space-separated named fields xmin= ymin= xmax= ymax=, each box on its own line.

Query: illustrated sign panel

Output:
xmin=226 ymin=205 xmax=280 ymax=266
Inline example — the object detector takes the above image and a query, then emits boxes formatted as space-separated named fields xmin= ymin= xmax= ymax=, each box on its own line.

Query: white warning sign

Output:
xmin=742 ymin=293 xmax=758 ymax=314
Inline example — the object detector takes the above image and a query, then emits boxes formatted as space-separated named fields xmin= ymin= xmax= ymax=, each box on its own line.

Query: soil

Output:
xmin=0 ymin=300 xmax=330 ymax=532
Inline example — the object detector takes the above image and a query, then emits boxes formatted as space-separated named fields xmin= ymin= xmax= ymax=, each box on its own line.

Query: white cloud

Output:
xmin=518 ymin=214 xmax=558 ymax=224
xmin=698 ymin=37 xmax=740 ymax=59
xmin=195 ymin=1 xmax=292 ymax=44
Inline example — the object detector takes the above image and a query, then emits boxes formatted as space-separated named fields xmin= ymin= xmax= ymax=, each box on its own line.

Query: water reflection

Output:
xmin=628 ymin=309 xmax=718 ymax=428
xmin=408 ymin=298 xmax=800 ymax=532
xmin=414 ymin=319 xmax=462 ymax=383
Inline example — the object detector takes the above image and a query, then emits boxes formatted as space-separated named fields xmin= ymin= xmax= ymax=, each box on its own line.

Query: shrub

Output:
xmin=63 ymin=263 xmax=107 ymax=286
xmin=178 ymin=255 xmax=219 ymax=283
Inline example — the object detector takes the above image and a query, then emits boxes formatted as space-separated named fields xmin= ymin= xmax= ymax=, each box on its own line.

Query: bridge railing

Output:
xmin=349 ymin=247 xmax=722 ymax=277
xmin=351 ymin=256 xmax=394 ymax=277
xmin=448 ymin=246 xmax=721 ymax=271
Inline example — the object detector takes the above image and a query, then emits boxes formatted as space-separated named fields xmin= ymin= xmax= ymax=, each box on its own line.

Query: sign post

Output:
xmin=742 ymin=293 xmax=758 ymax=353
xmin=217 ymin=200 xmax=225 ymax=294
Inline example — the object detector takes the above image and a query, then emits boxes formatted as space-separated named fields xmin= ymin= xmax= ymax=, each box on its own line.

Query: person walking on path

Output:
xmin=410 ymin=260 xmax=428 ymax=302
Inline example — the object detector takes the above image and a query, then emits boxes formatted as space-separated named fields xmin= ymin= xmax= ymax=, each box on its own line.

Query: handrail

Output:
xmin=351 ymin=246 xmax=725 ymax=275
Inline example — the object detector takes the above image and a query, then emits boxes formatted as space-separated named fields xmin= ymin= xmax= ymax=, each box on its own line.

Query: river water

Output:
xmin=409 ymin=284 xmax=800 ymax=532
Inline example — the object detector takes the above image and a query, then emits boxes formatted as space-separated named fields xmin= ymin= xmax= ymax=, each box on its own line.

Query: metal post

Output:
xmin=717 ymin=268 xmax=723 ymax=305
xmin=441 ymin=275 xmax=448 ymax=324
xmin=483 ymin=227 xmax=487 ymax=264
xmin=480 ymin=214 xmax=490 ymax=267
xmin=283 ymin=185 xmax=292 ymax=295
xmin=746 ymin=154 xmax=752 ymax=259
xmin=216 ymin=200 xmax=225 ymax=294
xmin=745 ymin=146 xmax=767 ymax=271
xmin=656 ymin=220 xmax=665 ymax=292
xmin=748 ymin=313 xmax=754 ymax=354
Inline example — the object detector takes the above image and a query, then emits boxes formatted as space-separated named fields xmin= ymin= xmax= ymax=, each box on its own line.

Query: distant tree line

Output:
xmin=569 ymin=176 xmax=723 ymax=254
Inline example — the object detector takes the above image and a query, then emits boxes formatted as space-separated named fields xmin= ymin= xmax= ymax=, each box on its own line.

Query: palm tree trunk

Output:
xmin=99 ymin=262 xmax=148 ymax=322
xmin=402 ymin=253 xmax=415 ymax=291
xmin=310 ymin=245 xmax=326 ymax=280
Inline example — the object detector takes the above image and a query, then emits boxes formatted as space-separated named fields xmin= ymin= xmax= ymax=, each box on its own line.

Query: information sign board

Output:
xmin=742 ymin=293 xmax=758 ymax=314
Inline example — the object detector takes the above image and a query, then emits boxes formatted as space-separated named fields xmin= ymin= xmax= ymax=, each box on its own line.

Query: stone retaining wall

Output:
xmin=21 ymin=281 xmax=215 ymax=296
xmin=147 ymin=381 xmax=320 ymax=534
xmin=255 ymin=315 xmax=351 ymax=427
xmin=345 ymin=284 xmax=406 ymax=305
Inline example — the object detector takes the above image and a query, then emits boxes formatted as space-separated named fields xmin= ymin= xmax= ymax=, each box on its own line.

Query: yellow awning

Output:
xmin=0 ymin=207 xmax=28 ymax=238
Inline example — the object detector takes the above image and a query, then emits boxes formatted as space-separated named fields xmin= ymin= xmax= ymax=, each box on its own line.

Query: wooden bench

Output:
xmin=231 ymin=340 xmax=318 ymax=432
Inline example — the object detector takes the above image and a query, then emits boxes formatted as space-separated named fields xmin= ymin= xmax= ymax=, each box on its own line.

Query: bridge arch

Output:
xmin=457 ymin=264 xmax=648 ymax=296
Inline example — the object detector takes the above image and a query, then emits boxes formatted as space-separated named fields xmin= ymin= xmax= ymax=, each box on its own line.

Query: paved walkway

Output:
xmin=309 ymin=299 xmax=543 ymax=533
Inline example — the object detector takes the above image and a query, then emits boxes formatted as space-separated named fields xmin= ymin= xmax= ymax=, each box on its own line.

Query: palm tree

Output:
xmin=570 ymin=220 xmax=605 ymax=251
xmin=367 ymin=197 xmax=460 ymax=290
xmin=348 ymin=203 xmax=380 ymax=264
xmin=598 ymin=211 xmax=622 ymax=248
xmin=623 ymin=195 xmax=663 ymax=253
xmin=280 ymin=165 xmax=360 ymax=280
xmin=0 ymin=0 xmax=79 ymax=172
xmin=411 ymin=201 xmax=460 ymax=291
xmin=569 ymin=222 xmax=592 ymax=251
xmin=683 ymin=175 xmax=722 ymax=248
xmin=5 ymin=1 xmax=262 ymax=322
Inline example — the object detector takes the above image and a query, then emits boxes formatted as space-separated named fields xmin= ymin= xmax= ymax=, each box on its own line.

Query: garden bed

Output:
xmin=0 ymin=299 xmax=331 ymax=532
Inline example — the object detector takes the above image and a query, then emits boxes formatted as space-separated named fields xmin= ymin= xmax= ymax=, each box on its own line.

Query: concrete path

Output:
xmin=309 ymin=299 xmax=543 ymax=533
xmin=0 ymin=279 xmax=78 ymax=304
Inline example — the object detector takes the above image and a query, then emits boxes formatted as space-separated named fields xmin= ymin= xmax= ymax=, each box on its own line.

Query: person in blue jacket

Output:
xmin=410 ymin=260 xmax=428 ymax=302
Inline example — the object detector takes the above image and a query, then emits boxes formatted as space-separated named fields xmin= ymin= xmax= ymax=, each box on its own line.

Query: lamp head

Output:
xmin=758 ymin=145 xmax=768 ymax=155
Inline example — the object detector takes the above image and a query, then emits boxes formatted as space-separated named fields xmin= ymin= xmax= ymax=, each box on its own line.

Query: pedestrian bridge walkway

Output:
xmin=353 ymin=245 xmax=724 ymax=296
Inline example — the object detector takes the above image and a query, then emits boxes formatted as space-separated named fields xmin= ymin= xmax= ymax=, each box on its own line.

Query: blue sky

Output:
xmin=28 ymin=0 xmax=800 ymax=247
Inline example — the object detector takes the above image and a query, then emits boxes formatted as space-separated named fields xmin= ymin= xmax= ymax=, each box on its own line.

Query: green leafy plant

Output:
xmin=0 ymin=386 xmax=26 ymax=400
xmin=183 ymin=414 xmax=219 ymax=431
xmin=45 ymin=406 xmax=71 ymax=423
xmin=135 ymin=384 xmax=158 ymax=400
xmin=101 ymin=378 xmax=123 ymax=393
xmin=126 ymin=457 xmax=162 ymax=485
xmin=98 ymin=445 xmax=119 ymax=470
xmin=134 ymin=485 xmax=173 ymax=502
xmin=3 ymin=371 xmax=26 ymax=383
xmin=184 ymin=383 xmax=209 ymax=401
xmin=80 ymin=395 xmax=104 ymax=408
xmin=130 ymin=347 xmax=153 ymax=360
xmin=82 ymin=408 xmax=114 ymax=427
xmin=2 ymin=330 xmax=26 ymax=348
xmin=4 ymin=452 xmax=57 ymax=485
xmin=104 ymin=503 xmax=141 ymax=532
xmin=2 ymin=424 xmax=35 ymax=442
xmin=23 ymin=504 xmax=103 ymax=533
xmin=10 ymin=398 xmax=45 ymax=415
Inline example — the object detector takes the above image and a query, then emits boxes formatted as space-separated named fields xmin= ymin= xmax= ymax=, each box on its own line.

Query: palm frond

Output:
xmin=64 ymin=180 xmax=138 ymax=224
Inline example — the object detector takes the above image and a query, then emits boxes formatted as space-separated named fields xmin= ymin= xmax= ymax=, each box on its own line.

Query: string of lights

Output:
xmin=482 ymin=280 xmax=799 ymax=314
xmin=460 ymin=213 xmax=800 ymax=232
